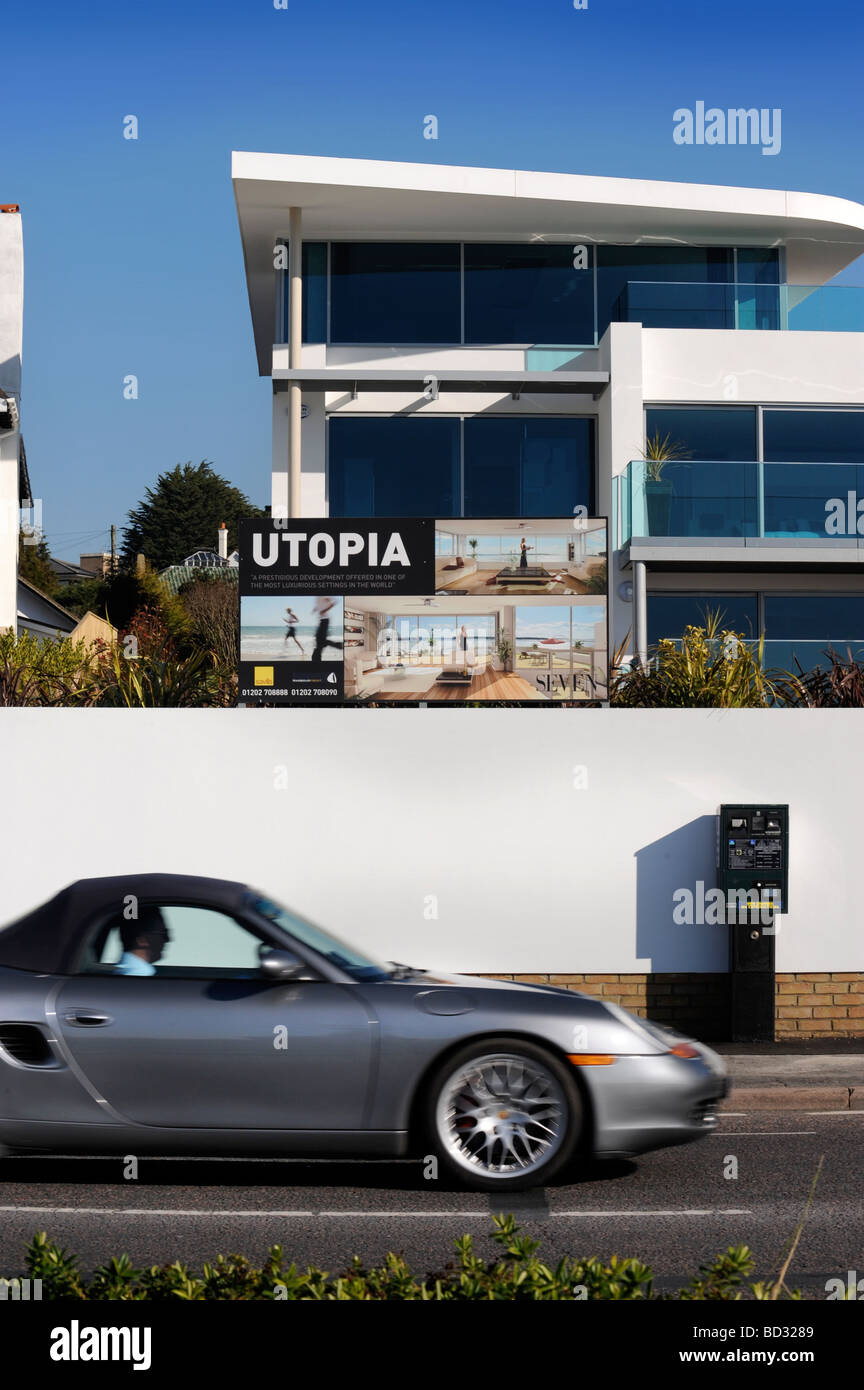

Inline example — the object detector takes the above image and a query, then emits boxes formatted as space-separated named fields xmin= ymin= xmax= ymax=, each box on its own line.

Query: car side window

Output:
xmin=81 ymin=904 xmax=265 ymax=979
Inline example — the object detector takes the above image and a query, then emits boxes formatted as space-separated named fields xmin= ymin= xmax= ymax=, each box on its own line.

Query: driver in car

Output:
xmin=114 ymin=907 xmax=171 ymax=976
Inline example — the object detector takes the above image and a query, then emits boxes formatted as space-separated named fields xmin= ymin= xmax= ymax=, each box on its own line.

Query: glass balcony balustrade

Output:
xmin=615 ymin=282 xmax=864 ymax=332
xmin=621 ymin=460 xmax=864 ymax=545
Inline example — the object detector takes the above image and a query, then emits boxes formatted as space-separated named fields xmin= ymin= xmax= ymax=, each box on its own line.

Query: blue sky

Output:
xmin=5 ymin=0 xmax=864 ymax=558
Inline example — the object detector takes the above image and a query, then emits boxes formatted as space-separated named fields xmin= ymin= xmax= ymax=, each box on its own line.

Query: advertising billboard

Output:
xmin=239 ymin=517 xmax=608 ymax=705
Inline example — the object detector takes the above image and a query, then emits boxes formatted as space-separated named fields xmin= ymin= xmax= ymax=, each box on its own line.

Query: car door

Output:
xmin=55 ymin=902 xmax=374 ymax=1131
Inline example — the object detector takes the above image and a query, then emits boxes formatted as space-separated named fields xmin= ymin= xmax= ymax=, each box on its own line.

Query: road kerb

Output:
xmin=722 ymin=1086 xmax=852 ymax=1111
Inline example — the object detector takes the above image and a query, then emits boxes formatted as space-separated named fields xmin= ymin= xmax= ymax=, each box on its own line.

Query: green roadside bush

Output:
xmin=0 ymin=630 xmax=97 ymax=707
xmin=23 ymin=1217 xmax=799 ymax=1301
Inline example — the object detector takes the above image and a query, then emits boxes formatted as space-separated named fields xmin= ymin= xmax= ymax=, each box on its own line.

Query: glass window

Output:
xmin=330 ymin=242 xmax=460 ymax=344
xmin=763 ymin=595 xmax=864 ymax=640
xmin=464 ymin=243 xmax=594 ymax=345
xmin=763 ymin=410 xmax=864 ymax=463
xmin=647 ymin=594 xmax=759 ymax=647
xmin=763 ymin=594 xmax=864 ymax=672
xmin=300 ymin=242 xmax=327 ymax=343
xmin=598 ymin=246 xmax=734 ymax=334
xmin=645 ymin=407 xmax=758 ymax=461
xmin=328 ymin=417 xmax=460 ymax=517
xmin=83 ymin=905 xmax=265 ymax=979
xmin=249 ymin=894 xmax=391 ymax=982
xmin=736 ymin=248 xmax=780 ymax=284
xmin=464 ymin=418 xmax=594 ymax=517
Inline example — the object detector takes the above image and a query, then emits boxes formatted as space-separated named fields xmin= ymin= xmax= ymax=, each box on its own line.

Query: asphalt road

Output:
xmin=0 ymin=1113 xmax=862 ymax=1295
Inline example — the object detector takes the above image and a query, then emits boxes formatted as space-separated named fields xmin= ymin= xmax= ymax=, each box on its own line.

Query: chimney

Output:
xmin=218 ymin=523 xmax=228 ymax=561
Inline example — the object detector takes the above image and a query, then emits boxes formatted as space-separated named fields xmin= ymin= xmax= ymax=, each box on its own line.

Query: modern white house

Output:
xmin=233 ymin=152 xmax=864 ymax=674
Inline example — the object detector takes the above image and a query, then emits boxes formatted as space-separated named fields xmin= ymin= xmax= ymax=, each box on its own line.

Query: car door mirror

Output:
xmin=260 ymin=948 xmax=306 ymax=980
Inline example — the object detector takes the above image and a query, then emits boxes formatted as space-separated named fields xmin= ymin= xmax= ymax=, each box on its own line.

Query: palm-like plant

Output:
xmin=641 ymin=431 xmax=691 ymax=482
xmin=610 ymin=610 xmax=778 ymax=708
xmin=772 ymin=647 xmax=864 ymax=707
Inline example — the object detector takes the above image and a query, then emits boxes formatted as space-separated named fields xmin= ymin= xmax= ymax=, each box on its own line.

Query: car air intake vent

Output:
xmin=0 ymin=1024 xmax=54 ymax=1066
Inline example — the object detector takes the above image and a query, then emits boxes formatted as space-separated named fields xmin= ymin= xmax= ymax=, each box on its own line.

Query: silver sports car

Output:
xmin=0 ymin=875 xmax=728 ymax=1191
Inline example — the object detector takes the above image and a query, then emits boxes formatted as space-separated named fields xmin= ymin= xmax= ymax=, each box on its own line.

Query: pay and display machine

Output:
xmin=717 ymin=804 xmax=789 ymax=1042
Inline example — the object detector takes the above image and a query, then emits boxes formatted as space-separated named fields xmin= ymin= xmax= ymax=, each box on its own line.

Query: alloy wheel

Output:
xmin=435 ymin=1051 xmax=566 ymax=1180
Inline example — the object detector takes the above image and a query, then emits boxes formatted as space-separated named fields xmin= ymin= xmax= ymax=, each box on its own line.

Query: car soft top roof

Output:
xmin=0 ymin=875 xmax=251 ymax=974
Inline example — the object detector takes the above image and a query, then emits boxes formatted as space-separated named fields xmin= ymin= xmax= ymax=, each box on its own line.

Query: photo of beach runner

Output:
xmin=283 ymin=606 xmax=304 ymax=654
xmin=312 ymin=595 xmax=345 ymax=662
xmin=240 ymin=596 xmax=345 ymax=664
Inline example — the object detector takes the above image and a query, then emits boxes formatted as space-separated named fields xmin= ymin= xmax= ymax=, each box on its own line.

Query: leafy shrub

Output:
xmin=0 ymin=630 xmax=98 ymax=707
xmin=772 ymin=647 xmax=864 ymax=707
xmin=0 ymin=622 xmax=234 ymax=709
xmin=611 ymin=613 xmax=778 ymax=708
xmin=178 ymin=573 xmax=238 ymax=671
xmin=23 ymin=1217 xmax=800 ymax=1301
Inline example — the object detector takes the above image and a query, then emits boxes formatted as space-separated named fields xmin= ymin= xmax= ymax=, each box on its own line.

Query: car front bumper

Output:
xmin=586 ymin=1042 xmax=729 ymax=1157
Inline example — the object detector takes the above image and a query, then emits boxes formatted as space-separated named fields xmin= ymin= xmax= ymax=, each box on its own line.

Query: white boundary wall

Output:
xmin=0 ymin=709 xmax=861 ymax=976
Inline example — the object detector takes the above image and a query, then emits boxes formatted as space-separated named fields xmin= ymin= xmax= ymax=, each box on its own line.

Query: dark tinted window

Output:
xmin=598 ymin=247 xmax=734 ymax=334
xmin=764 ymin=595 xmax=864 ymax=639
xmin=328 ymin=417 xmax=460 ymax=517
xmin=736 ymin=248 xmax=780 ymax=284
xmin=330 ymin=243 xmax=460 ymax=344
xmin=648 ymin=594 xmax=758 ymax=646
xmin=300 ymin=243 xmax=327 ymax=342
xmin=645 ymin=407 xmax=758 ymax=461
xmin=763 ymin=411 xmax=864 ymax=463
xmin=464 ymin=244 xmax=594 ymax=345
xmin=464 ymin=418 xmax=594 ymax=517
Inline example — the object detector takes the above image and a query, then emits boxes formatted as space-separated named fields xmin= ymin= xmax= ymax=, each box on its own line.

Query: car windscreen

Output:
xmin=248 ymin=894 xmax=392 ymax=982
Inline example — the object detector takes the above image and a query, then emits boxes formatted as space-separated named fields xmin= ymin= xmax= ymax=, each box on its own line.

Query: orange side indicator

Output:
xmin=668 ymin=1043 xmax=701 ymax=1059
xmin=566 ymin=1054 xmax=615 ymax=1066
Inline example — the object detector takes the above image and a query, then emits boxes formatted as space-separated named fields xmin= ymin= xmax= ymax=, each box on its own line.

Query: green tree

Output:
xmin=121 ymin=461 xmax=262 ymax=571
xmin=17 ymin=531 xmax=58 ymax=596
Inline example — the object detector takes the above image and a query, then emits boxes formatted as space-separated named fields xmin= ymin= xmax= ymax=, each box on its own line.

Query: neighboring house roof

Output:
xmin=69 ymin=611 xmax=117 ymax=648
xmin=182 ymin=549 xmax=230 ymax=568
xmin=48 ymin=556 xmax=97 ymax=582
xmin=16 ymin=577 xmax=78 ymax=640
xmin=158 ymin=564 xmax=239 ymax=596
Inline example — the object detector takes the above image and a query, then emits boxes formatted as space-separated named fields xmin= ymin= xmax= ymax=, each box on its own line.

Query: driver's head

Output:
xmin=120 ymin=905 xmax=170 ymax=963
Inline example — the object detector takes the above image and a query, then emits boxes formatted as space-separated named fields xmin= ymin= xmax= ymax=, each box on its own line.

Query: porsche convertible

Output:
xmin=0 ymin=875 xmax=728 ymax=1191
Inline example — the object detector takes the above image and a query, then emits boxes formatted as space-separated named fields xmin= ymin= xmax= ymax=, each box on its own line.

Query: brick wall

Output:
xmin=775 ymin=973 xmax=864 ymax=1038
xmin=478 ymin=973 xmax=731 ymax=1042
xmin=479 ymin=971 xmax=864 ymax=1041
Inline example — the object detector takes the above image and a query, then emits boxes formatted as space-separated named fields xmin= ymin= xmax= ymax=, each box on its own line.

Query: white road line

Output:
xmin=805 ymin=1110 xmax=864 ymax=1116
xmin=707 ymin=1130 xmax=817 ymax=1136
xmin=0 ymin=1206 xmax=752 ymax=1218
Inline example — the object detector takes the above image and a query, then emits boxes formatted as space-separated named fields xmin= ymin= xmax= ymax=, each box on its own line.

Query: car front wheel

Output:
xmin=426 ymin=1038 xmax=583 ymax=1191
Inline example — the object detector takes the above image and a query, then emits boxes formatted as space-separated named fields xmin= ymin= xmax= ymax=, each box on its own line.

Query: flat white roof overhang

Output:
xmin=623 ymin=538 xmax=864 ymax=570
xmin=233 ymin=152 xmax=864 ymax=372
xmin=273 ymin=368 xmax=609 ymax=398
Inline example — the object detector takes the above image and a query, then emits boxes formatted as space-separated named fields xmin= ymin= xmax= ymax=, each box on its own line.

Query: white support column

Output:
xmin=0 ymin=430 xmax=18 ymax=633
xmin=634 ymin=560 xmax=648 ymax=666
xmin=0 ymin=210 xmax=23 ymax=634
xmin=271 ymin=393 xmax=289 ymax=520
xmin=288 ymin=206 xmax=303 ymax=518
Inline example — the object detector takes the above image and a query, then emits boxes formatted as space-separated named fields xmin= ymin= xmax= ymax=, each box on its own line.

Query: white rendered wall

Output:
xmin=641 ymin=328 xmax=864 ymax=410
xmin=0 ymin=709 xmax=860 ymax=976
